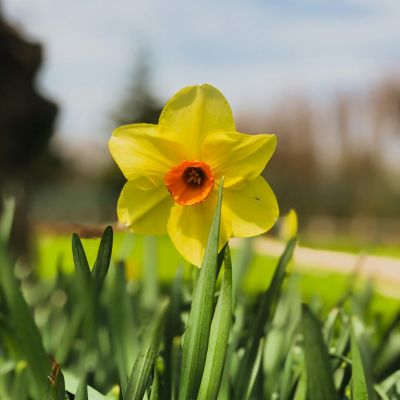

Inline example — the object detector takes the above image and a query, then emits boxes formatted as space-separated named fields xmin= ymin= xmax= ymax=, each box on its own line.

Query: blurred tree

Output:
xmin=112 ymin=51 xmax=161 ymax=126
xmin=0 ymin=8 xmax=59 ymax=256
xmin=0 ymin=14 xmax=58 ymax=182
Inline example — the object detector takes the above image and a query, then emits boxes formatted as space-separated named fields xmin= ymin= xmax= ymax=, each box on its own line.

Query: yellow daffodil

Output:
xmin=109 ymin=84 xmax=279 ymax=266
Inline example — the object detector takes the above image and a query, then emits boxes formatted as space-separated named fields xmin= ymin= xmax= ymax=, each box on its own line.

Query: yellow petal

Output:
xmin=159 ymin=84 xmax=235 ymax=159
xmin=167 ymin=194 xmax=231 ymax=267
xmin=222 ymin=176 xmax=279 ymax=237
xmin=202 ymin=131 xmax=276 ymax=188
xmin=109 ymin=123 xmax=185 ymax=186
xmin=118 ymin=181 xmax=173 ymax=235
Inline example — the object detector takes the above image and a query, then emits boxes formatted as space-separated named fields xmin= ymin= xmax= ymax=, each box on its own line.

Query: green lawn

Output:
xmin=35 ymin=231 xmax=399 ymax=320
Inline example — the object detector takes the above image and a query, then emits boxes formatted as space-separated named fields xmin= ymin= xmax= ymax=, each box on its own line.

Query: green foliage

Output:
xmin=1 ymin=202 xmax=400 ymax=399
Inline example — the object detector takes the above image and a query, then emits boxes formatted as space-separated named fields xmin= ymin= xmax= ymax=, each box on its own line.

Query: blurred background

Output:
xmin=1 ymin=0 xmax=400 ymax=257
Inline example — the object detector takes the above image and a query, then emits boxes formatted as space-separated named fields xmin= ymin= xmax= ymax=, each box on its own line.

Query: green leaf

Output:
xmin=141 ymin=236 xmax=159 ymax=310
xmin=124 ymin=298 xmax=170 ymax=400
xmin=107 ymin=261 xmax=137 ymax=390
xmin=47 ymin=361 xmax=66 ymax=400
xmin=71 ymin=233 xmax=91 ymax=283
xmin=233 ymin=237 xmax=297 ymax=399
xmin=197 ymin=245 xmax=233 ymax=400
xmin=171 ymin=336 xmax=182 ymax=400
xmin=149 ymin=369 xmax=159 ymax=400
xmin=55 ymin=305 xmax=85 ymax=364
xmin=372 ymin=385 xmax=389 ymax=400
xmin=92 ymin=225 xmax=113 ymax=291
xmin=301 ymin=304 xmax=337 ymax=400
xmin=264 ymin=277 xmax=301 ymax=398
xmin=351 ymin=316 xmax=376 ymax=400
xmin=104 ymin=386 xmax=120 ymax=400
xmin=75 ymin=377 xmax=88 ymax=400
xmin=11 ymin=361 xmax=29 ymax=400
xmin=379 ymin=369 xmax=400 ymax=393
xmin=178 ymin=179 xmax=225 ymax=400
xmin=245 ymin=338 xmax=264 ymax=400
xmin=164 ymin=267 xmax=184 ymax=399
xmin=63 ymin=371 xmax=105 ymax=400
xmin=293 ymin=363 xmax=307 ymax=400
xmin=232 ymin=237 xmax=253 ymax=302
xmin=0 ymin=197 xmax=15 ymax=245
xmin=0 ymin=247 xmax=51 ymax=399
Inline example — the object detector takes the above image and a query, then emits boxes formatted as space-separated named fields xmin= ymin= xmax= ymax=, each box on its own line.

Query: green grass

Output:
xmin=301 ymin=234 xmax=400 ymax=258
xmin=1 ymin=221 xmax=400 ymax=399
xmin=35 ymin=231 xmax=399 ymax=321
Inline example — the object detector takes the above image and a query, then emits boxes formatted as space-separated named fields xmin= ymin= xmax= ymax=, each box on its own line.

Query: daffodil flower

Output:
xmin=109 ymin=84 xmax=279 ymax=266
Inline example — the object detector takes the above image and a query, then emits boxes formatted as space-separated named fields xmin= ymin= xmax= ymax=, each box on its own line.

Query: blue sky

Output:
xmin=3 ymin=0 xmax=400 ymax=142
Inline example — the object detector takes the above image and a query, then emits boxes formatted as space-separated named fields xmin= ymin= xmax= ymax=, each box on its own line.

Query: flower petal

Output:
xmin=223 ymin=176 xmax=279 ymax=237
xmin=159 ymin=84 xmax=235 ymax=159
xmin=118 ymin=181 xmax=173 ymax=235
xmin=167 ymin=194 xmax=231 ymax=267
xmin=202 ymin=131 xmax=276 ymax=188
xmin=109 ymin=123 xmax=185 ymax=186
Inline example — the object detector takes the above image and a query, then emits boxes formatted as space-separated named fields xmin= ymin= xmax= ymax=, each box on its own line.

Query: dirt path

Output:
xmin=249 ymin=238 xmax=400 ymax=299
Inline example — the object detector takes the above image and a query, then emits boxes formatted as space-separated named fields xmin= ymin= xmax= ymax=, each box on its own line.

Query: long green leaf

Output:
xmin=63 ymin=371 xmax=105 ymax=400
xmin=0 ymin=197 xmax=15 ymax=244
xmin=164 ymin=267 xmax=184 ymax=399
xmin=302 ymin=304 xmax=337 ymax=400
xmin=125 ymin=298 xmax=170 ymax=400
xmin=0 ymin=247 xmax=51 ymax=399
xmin=55 ymin=304 xmax=85 ymax=364
xmin=75 ymin=377 xmax=88 ymax=400
xmin=149 ymin=368 xmax=159 ymax=400
xmin=141 ymin=236 xmax=159 ymax=310
xmin=171 ymin=336 xmax=182 ymax=400
xmin=264 ymin=277 xmax=301 ymax=398
xmin=178 ymin=179 xmax=225 ymax=400
xmin=11 ymin=361 xmax=28 ymax=400
xmin=47 ymin=361 xmax=66 ymax=400
xmin=234 ymin=237 xmax=297 ymax=399
xmin=232 ymin=237 xmax=253 ymax=302
xmin=351 ymin=316 xmax=376 ymax=399
xmin=92 ymin=225 xmax=113 ymax=291
xmin=107 ymin=261 xmax=137 ymax=390
xmin=71 ymin=233 xmax=91 ymax=283
xmin=197 ymin=245 xmax=233 ymax=400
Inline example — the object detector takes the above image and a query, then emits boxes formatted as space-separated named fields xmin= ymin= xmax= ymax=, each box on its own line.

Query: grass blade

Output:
xmin=232 ymin=237 xmax=253 ymax=302
xmin=141 ymin=235 xmax=159 ymax=310
xmin=92 ymin=226 xmax=113 ymax=290
xmin=11 ymin=361 xmax=29 ymax=400
xmin=351 ymin=316 xmax=376 ymax=399
xmin=234 ymin=237 xmax=297 ymax=399
xmin=72 ymin=233 xmax=91 ymax=283
xmin=63 ymin=371 xmax=105 ymax=399
xmin=178 ymin=179 xmax=225 ymax=400
xmin=197 ymin=245 xmax=233 ymax=400
xmin=301 ymin=304 xmax=337 ymax=400
xmin=0 ymin=197 xmax=15 ymax=244
xmin=245 ymin=338 xmax=264 ymax=400
xmin=171 ymin=336 xmax=182 ymax=400
xmin=47 ymin=361 xmax=66 ymax=400
xmin=164 ymin=267 xmax=184 ymax=399
xmin=125 ymin=298 xmax=170 ymax=400
xmin=0 ymin=247 xmax=51 ymax=399
xmin=149 ymin=368 xmax=159 ymax=400
xmin=107 ymin=261 xmax=137 ymax=389
xmin=75 ymin=377 xmax=88 ymax=400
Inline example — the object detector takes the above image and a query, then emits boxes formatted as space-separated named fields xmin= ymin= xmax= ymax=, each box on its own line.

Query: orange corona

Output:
xmin=164 ymin=160 xmax=214 ymax=206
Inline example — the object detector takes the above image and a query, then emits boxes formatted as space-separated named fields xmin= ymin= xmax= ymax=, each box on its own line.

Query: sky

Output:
xmin=3 ymin=0 xmax=400 ymax=143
